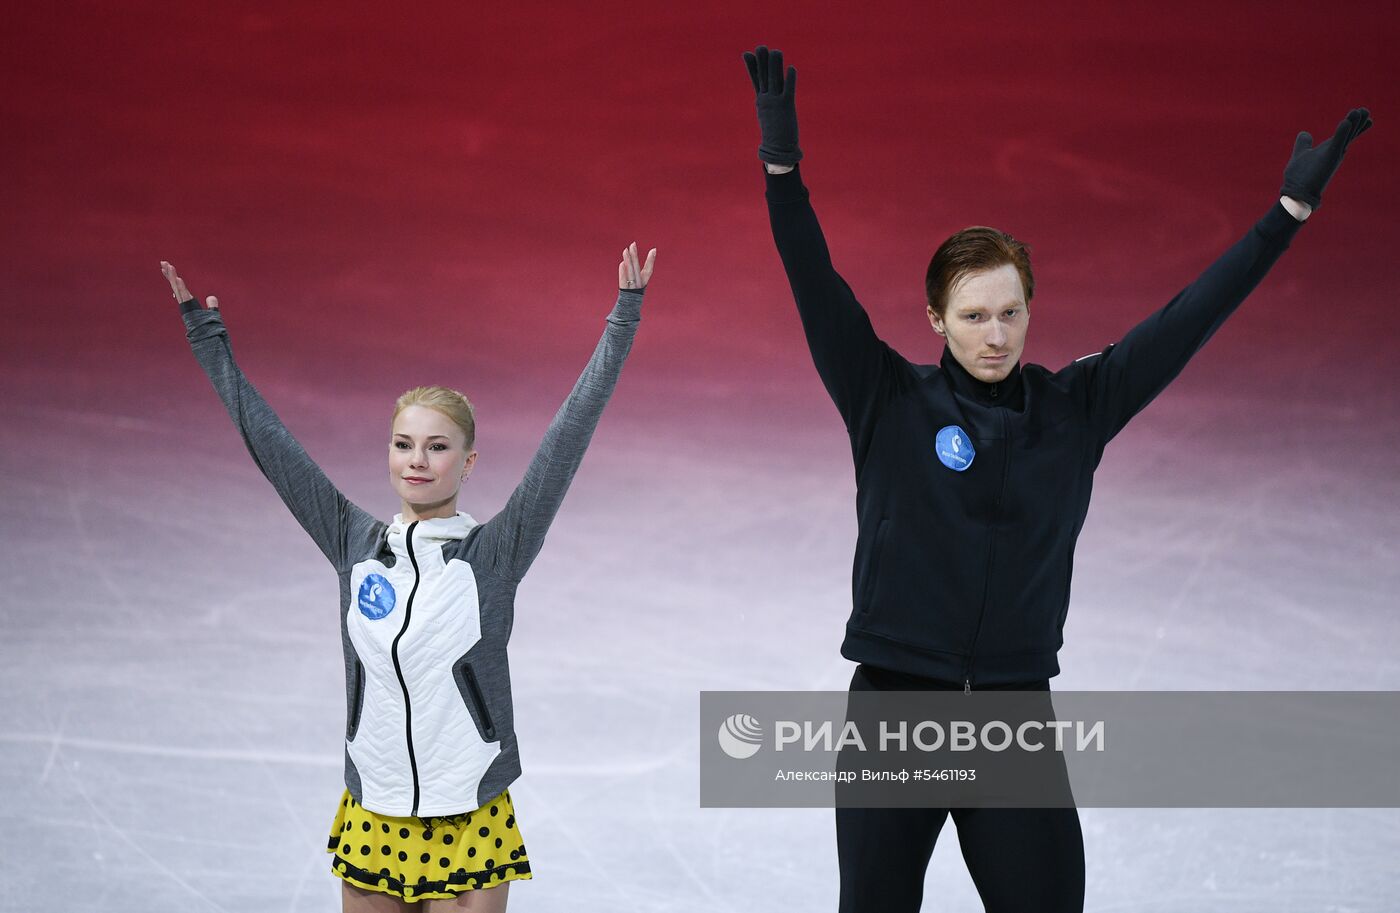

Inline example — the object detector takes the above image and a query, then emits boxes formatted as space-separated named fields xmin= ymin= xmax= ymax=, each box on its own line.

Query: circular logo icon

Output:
xmin=935 ymin=425 xmax=975 ymax=472
xmin=717 ymin=714 xmax=764 ymax=759
xmin=357 ymin=574 xmax=397 ymax=620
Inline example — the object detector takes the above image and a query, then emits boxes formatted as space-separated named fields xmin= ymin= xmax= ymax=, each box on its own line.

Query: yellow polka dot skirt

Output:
xmin=327 ymin=789 xmax=531 ymax=902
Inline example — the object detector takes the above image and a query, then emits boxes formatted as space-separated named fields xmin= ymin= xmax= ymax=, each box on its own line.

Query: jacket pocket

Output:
xmin=855 ymin=518 xmax=890 ymax=617
xmin=453 ymin=659 xmax=498 ymax=742
xmin=346 ymin=658 xmax=367 ymax=741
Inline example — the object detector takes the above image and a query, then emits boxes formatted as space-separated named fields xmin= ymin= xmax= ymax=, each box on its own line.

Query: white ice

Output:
xmin=2 ymin=359 xmax=1398 ymax=912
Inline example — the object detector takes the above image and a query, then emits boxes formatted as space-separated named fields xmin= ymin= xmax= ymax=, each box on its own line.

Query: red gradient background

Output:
xmin=5 ymin=1 xmax=1398 ymax=432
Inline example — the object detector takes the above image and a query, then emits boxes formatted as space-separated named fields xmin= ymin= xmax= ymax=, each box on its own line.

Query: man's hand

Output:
xmin=1281 ymin=108 xmax=1372 ymax=210
xmin=743 ymin=45 xmax=802 ymax=166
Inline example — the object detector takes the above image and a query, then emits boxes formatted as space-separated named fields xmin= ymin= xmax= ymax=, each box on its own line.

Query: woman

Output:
xmin=160 ymin=243 xmax=656 ymax=911
xmin=742 ymin=44 xmax=1369 ymax=913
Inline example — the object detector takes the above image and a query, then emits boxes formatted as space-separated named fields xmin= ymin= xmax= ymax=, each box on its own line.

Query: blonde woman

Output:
xmin=160 ymin=244 xmax=655 ymax=911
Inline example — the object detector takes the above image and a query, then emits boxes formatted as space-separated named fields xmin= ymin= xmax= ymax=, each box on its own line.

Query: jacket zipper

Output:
xmin=963 ymin=407 xmax=1011 ymax=692
xmin=390 ymin=521 xmax=423 ymax=816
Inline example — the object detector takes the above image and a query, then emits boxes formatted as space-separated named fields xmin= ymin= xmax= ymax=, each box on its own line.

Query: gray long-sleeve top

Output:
xmin=182 ymin=290 xmax=644 ymax=815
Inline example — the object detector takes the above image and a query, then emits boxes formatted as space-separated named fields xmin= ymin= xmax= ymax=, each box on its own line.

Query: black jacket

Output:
xmin=766 ymin=166 xmax=1303 ymax=685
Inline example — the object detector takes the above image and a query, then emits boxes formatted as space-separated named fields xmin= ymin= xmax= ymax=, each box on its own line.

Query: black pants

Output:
xmin=836 ymin=665 xmax=1085 ymax=913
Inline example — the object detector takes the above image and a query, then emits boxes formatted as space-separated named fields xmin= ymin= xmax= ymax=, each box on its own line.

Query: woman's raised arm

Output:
xmin=162 ymin=261 xmax=377 ymax=570
xmin=468 ymin=244 xmax=654 ymax=582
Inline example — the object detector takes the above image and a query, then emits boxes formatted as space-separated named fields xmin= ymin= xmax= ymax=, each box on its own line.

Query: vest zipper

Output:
xmin=391 ymin=521 xmax=423 ymax=816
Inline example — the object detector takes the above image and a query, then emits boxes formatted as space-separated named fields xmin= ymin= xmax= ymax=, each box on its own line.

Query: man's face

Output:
xmin=928 ymin=263 xmax=1029 ymax=384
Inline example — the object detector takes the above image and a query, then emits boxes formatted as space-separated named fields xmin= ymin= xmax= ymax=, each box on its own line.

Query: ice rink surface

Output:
xmin=3 ymin=1 xmax=1399 ymax=910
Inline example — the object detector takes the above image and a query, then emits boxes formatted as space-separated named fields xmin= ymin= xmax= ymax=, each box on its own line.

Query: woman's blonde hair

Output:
xmin=392 ymin=386 xmax=476 ymax=449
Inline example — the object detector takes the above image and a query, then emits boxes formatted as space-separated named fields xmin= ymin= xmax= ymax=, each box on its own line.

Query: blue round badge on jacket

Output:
xmin=357 ymin=574 xmax=396 ymax=620
xmin=935 ymin=425 xmax=975 ymax=472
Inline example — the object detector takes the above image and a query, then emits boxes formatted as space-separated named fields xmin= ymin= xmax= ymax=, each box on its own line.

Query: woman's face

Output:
xmin=388 ymin=405 xmax=477 ymax=515
xmin=928 ymin=263 xmax=1029 ymax=384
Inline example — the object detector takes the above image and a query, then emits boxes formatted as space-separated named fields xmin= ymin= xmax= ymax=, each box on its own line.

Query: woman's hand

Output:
xmin=160 ymin=261 xmax=219 ymax=309
xmin=618 ymin=242 xmax=657 ymax=291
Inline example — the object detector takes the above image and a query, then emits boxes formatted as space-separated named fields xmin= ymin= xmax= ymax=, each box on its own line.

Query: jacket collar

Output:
xmin=939 ymin=347 xmax=1023 ymax=407
xmin=387 ymin=511 xmax=478 ymax=543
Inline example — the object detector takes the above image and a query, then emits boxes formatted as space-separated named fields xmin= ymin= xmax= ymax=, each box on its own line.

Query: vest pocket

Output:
xmin=453 ymin=659 xmax=498 ymax=742
xmin=346 ymin=658 xmax=367 ymax=741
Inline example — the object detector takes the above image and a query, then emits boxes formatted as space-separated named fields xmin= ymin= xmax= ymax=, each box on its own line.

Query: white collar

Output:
xmin=387 ymin=511 xmax=478 ymax=542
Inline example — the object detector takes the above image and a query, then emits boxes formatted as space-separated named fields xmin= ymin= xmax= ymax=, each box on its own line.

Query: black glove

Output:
xmin=743 ymin=45 xmax=802 ymax=166
xmin=1280 ymin=107 xmax=1372 ymax=209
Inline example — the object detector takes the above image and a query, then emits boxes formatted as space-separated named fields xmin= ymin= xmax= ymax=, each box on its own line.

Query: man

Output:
xmin=742 ymin=43 xmax=1369 ymax=913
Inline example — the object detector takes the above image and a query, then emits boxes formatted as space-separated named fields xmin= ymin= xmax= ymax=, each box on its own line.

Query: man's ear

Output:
xmin=927 ymin=306 xmax=945 ymax=336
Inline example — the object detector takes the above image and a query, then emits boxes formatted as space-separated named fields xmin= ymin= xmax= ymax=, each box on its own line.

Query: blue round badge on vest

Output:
xmin=935 ymin=425 xmax=975 ymax=472
xmin=357 ymin=574 xmax=396 ymax=620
